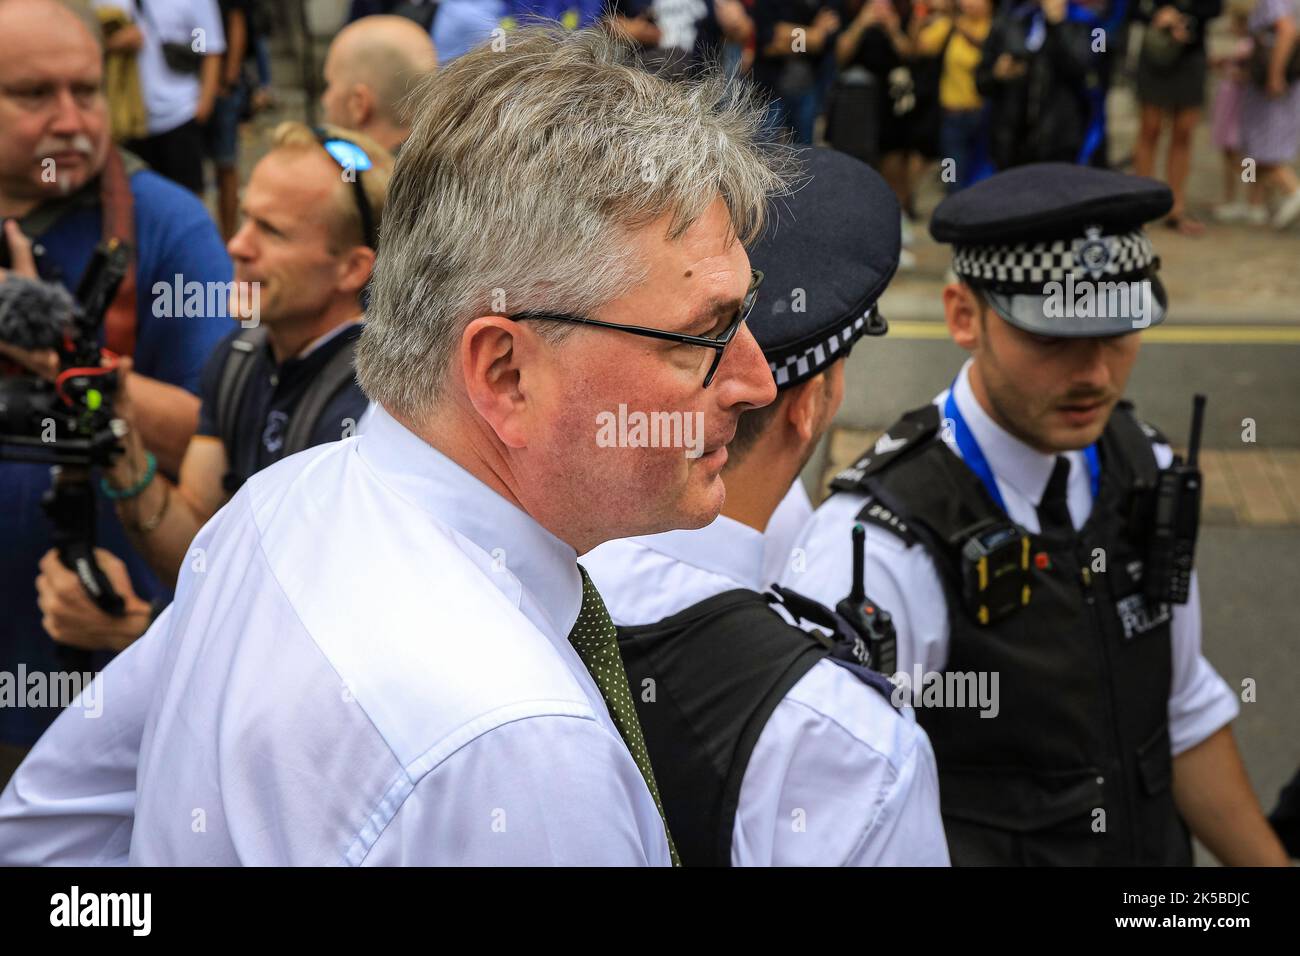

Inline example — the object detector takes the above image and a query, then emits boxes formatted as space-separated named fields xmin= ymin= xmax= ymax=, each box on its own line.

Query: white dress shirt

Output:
xmin=94 ymin=0 xmax=227 ymax=135
xmin=782 ymin=360 xmax=1240 ymax=757
xmin=582 ymin=496 xmax=951 ymax=867
xmin=0 ymin=407 xmax=672 ymax=866
xmin=762 ymin=479 xmax=814 ymax=586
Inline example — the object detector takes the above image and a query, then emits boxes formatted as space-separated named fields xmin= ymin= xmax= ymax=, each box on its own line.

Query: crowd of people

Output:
xmin=0 ymin=0 xmax=1296 ymax=866
xmin=43 ymin=1 xmax=1300 ymax=243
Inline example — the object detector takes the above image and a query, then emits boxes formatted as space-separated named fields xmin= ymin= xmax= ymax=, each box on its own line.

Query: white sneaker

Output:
xmin=1273 ymin=190 xmax=1300 ymax=230
xmin=900 ymin=213 xmax=916 ymax=247
xmin=1212 ymin=202 xmax=1248 ymax=223
xmin=898 ymin=248 xmax=917 ymax=270
xmin=1243 ymin=204 xmax=1269 ymax=226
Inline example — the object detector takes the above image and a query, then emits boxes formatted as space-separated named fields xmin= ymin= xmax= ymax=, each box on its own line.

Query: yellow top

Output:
xmin=918 ymin=16 xmax=993 ymax=112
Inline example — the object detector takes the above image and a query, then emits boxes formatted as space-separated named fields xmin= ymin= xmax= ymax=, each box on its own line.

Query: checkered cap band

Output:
xmin=770 ymin=308 xmax=873 ymax=388
xmin=952 ymin=230 xmax=1157 ymax=293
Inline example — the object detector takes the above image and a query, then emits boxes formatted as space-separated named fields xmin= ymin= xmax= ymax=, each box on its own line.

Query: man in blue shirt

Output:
xmin=0 ymin=0 xmax=231 ymax=776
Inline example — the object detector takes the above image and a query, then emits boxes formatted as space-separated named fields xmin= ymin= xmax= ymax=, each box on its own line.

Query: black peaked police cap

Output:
xmin=746 ymin=147 xmax=898 ymax=390
xmin=930 ymin=163 xmax=1175 ymax=337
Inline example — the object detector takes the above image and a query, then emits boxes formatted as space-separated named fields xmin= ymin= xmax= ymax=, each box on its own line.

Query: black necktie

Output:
xmin=1037 ymin=455 xmax=1073 ymax=537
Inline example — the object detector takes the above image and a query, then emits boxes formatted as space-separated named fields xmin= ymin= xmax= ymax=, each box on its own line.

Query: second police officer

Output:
xmin=785 ymin=164 xmax=1290 ymax=866
xmin=583 ymin=148 xmax=950 ymax=867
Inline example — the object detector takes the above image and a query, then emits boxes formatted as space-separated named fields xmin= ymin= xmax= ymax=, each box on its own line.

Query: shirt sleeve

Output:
xmin=195 ymin=0 xmax=228 ymax=55
xmin=1146 ymin=445 xmax=1240 ymax=753
xmin=361 ymin=713 xmax=672 ymax=865
xmin=1166 ymin=572 xmax=1240 ymax=756
xmin=732 ymin=659 xmax=950 ymax=866
xmin=0 ymin=606 xmax=173 ymax=866
xmin=916 ymin=16 xmax=951 ymax=56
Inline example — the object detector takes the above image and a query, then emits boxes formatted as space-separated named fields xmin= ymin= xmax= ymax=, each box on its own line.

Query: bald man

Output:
xmin=321 ymin=15 xmax=437 ymax=154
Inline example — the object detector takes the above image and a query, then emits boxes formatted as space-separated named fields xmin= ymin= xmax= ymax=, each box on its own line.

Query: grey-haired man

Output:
xmin=0 ymin=27 xmax=790 ymax=866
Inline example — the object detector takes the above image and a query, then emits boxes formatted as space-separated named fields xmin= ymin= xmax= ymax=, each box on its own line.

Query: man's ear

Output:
xmin=347 ymin=83 xmax=375 ymax=128
xmin=459 ymin=317 xmax=534 ymax=449
xmin=944 ymin=281 xmax=983 ymax=353
xmin=783 ymin=373 xmax=825 ymax=444
xmin=335 ymin=244 xmax=376 ymax=296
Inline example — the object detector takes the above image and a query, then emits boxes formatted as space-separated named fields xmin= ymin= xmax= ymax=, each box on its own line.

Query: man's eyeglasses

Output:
xmin=509 ymin=269 xmax=765 ymax=388
xmin=314 ymin=128 xmax=377 ymax=251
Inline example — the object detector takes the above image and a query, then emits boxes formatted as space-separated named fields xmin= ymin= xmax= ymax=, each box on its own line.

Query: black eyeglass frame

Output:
xmin=509 ymin=269 xmax=765 ymax=388
xmin=312 ymin=127 xmax=378 ymax=252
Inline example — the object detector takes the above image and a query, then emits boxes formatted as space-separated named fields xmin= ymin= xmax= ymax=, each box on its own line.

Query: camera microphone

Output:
xmin=0 ymin=275 xmax=79 ymax=354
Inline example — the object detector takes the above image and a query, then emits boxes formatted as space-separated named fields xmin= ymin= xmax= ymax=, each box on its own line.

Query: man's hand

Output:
xmin=0 ymin=218 xmax=60 ymax=380
xmin=812 ymin=8 xmax=842 ymax=36
xmin=1151 ymin=4 xmax=1183 ymax=30
xmin=36 ymin=548 xmax=152 ymax=653
xmin=714 ymin=0 xmax=753 ymax=43
xmin=993 ymin=52 xmax=1028 ymax=80
xmin=104 ymin=23 xmax=144 ymax=54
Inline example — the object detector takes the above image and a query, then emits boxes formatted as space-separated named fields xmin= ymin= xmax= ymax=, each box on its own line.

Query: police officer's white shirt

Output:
xmin=762 ymin=479 xmax=813 ymax=586
xmin=781 ymin=360 xmax=1240 ymax=758
xmin=0 ymin=406 xmax=672 ymax=866
xmin=582 ymin=502 xmax=951 ymax=867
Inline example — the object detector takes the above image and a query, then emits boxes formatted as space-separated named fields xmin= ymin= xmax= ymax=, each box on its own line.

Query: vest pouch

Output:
xmin=938 ymin=765 xmax=1105 ymax=866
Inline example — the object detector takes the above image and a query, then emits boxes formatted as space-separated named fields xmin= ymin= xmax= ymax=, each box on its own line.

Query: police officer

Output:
xmin=582 ymin=147 xmax=950 ymax=867
xmin=785 ymin=163 xmax=1290 ymax=866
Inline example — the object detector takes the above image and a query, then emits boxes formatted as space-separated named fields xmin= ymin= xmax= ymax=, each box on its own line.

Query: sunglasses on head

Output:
xmin=313 ymin=128 xmax=377 ymax=251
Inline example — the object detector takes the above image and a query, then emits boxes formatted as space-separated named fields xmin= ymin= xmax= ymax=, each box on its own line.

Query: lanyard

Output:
xmin=943 ymin=383 xmax=1100 ymax=514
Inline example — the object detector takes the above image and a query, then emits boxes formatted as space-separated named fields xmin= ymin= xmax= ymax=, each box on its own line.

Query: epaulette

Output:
xmin=828 ymin=403 xmax=942 ymax=494
xmin=1117 ymin=399 xmax=1168 ymax=446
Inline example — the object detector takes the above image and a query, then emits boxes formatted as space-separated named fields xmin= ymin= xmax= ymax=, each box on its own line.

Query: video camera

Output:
xmin=0 ymin=238 xmax=131 ymax=623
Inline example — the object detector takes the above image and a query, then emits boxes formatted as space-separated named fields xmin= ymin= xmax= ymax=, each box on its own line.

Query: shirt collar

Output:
xmin=623 ymin=513 xmax=768 ymax=592
xmin=297 ymin=318 xmax=362 ymax=359
xmin=952 ymin=358 xmax=1084 ymax=508
xmin=356 ymin=405 xmax=582 ymax=639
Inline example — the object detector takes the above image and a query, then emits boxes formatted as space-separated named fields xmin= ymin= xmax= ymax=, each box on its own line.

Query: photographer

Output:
xmin=0 ymin=0 xmax=231 ymax=783
xmin=33 ymin=123 xmax=387 ymax=658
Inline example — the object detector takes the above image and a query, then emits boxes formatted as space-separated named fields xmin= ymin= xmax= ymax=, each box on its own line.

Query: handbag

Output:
xmin=1138 ymin=0 xmax=1192 ymax=72
xmin=1141 ymin=24 xmax=1188 ymax=70
xmin=1249 ymin=25 xmax=1300 ymax=88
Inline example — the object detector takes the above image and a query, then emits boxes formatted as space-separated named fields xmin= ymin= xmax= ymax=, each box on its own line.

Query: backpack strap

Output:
xmin=215 ymin=326 xmax=268 ymax=463
xmin=280 ymin=333 xmax=360 ymax=457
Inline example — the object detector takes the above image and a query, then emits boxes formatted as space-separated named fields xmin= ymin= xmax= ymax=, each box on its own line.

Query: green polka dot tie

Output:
xmin=570 ymin=567 xmax=680 ymax=866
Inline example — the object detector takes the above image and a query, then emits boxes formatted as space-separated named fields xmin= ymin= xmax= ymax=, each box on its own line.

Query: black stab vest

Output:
xmin=831 ymin=402 xmax=1192 ymax=866
xmin=617 ymin=589 xmax=897 ymax=867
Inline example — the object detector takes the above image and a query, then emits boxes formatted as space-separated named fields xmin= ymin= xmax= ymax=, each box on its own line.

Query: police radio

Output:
xmin=834 ymin=523 xmax=898 ymax=674
xmin=1144 ymin=394 xmax=1205 ymax=606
